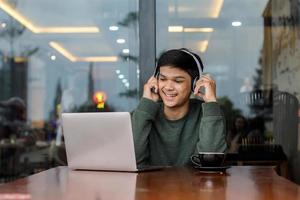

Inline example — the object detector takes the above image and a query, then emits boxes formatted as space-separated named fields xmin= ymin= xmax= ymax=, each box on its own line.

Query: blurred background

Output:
xmin=1 ymin=0 xmax=300 ymax=184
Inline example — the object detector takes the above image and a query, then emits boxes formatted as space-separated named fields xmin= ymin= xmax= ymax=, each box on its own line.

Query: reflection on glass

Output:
xmin=155 ymin=1 xmax=300 ymax=183
xmin=156 ymin=0 xmax=274 ymax=148
xmin=0 ymin=0 xmax=138 ymax=182
xmin=65 ymin=171 xmax=137 ymax=200
xmin=156 ymin=0 xmax=268 ymax=117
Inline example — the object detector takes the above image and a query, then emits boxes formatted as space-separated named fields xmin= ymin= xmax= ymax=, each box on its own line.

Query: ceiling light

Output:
xmin=116 ymin=70 xmax=121 ymax=74
xmin=168 ymin=6 xmax=190 ymax=13
xmin=168 ymin=26 xmax=183 ymax=32
xmin=1 ymin=22 xmax=6 ymax=28
xmin=77 ymin=57 xmax=118 ymax=62
xmin=49 ymin=41 xmax=76 ymax=62
xmin=122 ymin=49 xmax=130 ymax=54
xmin=122 ymin=79 xmax=128 ymax=83
xmin=37 ymin=27 xmax=99 ymax=33
xmin=116 ymin=39 xmax=126 ymax=44
xmin=184 ymin=28 xmax=214 ymax=33
xmin=232 ymin=21 xmax=242 ymax=27
xmin=210 ymin=0 xmax=224 ymax=18
xmin=137 ymin=69 xmax=140 ymax=74
xmin=118 ymin=74 xmax=124 ymax=79
xmin=0 ymin=1 xmax=99 ymax=33
xmin=169 ymin=0 xmax=223 ymax=18
xmin=169 ymin=26 xmax=214 ymax=33
xmin=125 ymin=82 xmax=130 ymax=88
xmin=0 ymin=1 xmax=36 ymax=32
xmin=49 ymin=41 xmax=118 ymax=62
xmin=50 ymin=55 xmax=56 ymax=60
xmin=197 ymin=40 xmax=209 ymax=53
xmin=109 ymin=26 xmax=119 ymax=31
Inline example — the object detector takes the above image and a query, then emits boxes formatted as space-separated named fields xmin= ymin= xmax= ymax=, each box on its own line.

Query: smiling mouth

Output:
xmin=163 ymin=91 xmax=177 ymax=97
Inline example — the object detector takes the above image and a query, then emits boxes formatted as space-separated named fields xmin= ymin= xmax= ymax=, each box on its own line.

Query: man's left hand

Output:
xmin=193 ymin=74 xmax=217 ymax=102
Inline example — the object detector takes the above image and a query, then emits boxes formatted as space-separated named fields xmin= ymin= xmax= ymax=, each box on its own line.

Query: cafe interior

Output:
xmin=1 ymin=0 xmax=300 ymax=199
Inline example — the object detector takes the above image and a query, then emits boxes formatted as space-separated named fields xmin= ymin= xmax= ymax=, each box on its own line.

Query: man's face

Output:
xmin=158 ymin=66 xmax=192 ymax=108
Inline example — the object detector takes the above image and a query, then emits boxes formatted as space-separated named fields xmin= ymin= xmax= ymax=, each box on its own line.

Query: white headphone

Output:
xmin=154 ymin=49 xmax=204 ymax=92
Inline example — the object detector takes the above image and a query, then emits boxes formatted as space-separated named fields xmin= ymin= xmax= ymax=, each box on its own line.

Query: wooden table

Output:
xmin=0 ymin=166 xmax=299 ymax=200
xmin=226 ymin=148 xmax=289 ymax=178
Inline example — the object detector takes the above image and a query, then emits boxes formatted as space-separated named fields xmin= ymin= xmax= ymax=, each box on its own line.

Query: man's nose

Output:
xmin=164 ymin=80 xmax=174 ymax=90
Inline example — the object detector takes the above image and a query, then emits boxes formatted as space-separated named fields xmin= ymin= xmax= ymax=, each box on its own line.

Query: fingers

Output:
xmin=198 ymin=74 xmax=215 ymax=86
xmin=193 ymin=74 xmax=217 ymax=102
xmin=200 ymin=74 xmax=215 ymax=83
xmin=143 ymin=76 xmax=160 ymax=101
xmin=147 ymin=76 xmax=157 ymax=83
xmin=194 ymin=75 xmax=212 ymax=95
xmin=147 ymin=76 xmax=158 ymax=94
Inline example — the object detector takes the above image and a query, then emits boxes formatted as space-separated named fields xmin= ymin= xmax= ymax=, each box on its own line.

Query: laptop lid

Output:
xmin=61 ymin=112 xmax=138 ymax=171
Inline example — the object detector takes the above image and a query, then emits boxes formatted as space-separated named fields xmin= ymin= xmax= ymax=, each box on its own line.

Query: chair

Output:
xmin=273 ymin=91 xmax=298 ymax=180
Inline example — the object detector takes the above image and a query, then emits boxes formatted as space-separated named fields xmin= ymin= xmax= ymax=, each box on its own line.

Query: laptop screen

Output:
xmin=62 ymin=112 xmax=138 ymax=171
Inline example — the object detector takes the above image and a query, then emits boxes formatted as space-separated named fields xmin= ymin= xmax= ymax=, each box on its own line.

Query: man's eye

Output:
xmin=159 ymin=78 xmax=166 ymax=81
xmin=175 ymin=80 xmax=183 ymax=83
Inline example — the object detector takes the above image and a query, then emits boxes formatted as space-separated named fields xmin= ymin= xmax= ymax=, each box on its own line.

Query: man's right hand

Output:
xmin=143 ymin=76 xmax=160 ymax=102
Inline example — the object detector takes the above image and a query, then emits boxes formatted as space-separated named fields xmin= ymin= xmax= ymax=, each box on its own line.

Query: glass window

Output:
xmin=156 ymin=0 xmax=268 ymax=116
xmin=156 ymin=0 xmax=270 ymax=140
xmin=0 ymin=0 xmax=138 ymax=181
xmin=156 ymin=0 xmax=300 ymax=183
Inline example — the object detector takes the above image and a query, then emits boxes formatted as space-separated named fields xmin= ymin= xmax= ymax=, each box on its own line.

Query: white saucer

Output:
xmin=193 ymin=166 xmax=230 ymax=172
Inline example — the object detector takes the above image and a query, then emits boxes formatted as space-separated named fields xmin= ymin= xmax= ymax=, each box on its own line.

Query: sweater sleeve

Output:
xmin=196 ymin=102 xmax=227 ymax=153
xmin=131 ymin=98 xmax=160 ymax=166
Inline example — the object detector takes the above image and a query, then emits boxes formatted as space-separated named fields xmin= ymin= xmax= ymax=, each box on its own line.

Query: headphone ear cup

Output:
xmin=154 ymin=64 xmax=159 ymax=78
xmin=155 ymin=71 xmax=160 ymax=79
xmin=192 ymin=77 xmax=199 ymax=92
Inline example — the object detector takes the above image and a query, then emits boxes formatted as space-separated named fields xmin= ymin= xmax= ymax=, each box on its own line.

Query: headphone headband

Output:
xmin=180 ymin=49 xmax=203 ymax=77
xmin=154 ymin=49 xmax=203 ymax=78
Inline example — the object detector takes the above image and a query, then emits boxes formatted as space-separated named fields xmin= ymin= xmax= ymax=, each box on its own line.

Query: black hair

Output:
xmin=156 ymin=48 xmax=203 ymax=81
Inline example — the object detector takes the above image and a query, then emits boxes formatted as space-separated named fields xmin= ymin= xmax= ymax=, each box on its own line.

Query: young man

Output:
xmin=131 ymin=49 xmax=227 ymax=166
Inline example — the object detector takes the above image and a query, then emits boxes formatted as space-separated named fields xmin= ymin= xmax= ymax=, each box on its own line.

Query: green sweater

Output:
xmin=131 ymin=98 xmax=227 ymax=167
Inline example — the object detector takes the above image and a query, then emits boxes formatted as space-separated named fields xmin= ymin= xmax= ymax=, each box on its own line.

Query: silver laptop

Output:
xmin=61 ymin=112 xmax=161 ymax=172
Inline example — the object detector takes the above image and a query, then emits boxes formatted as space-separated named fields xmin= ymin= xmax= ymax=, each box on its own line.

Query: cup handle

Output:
xmin=190 ymin=155 xmax=201 ymax=167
